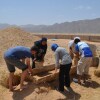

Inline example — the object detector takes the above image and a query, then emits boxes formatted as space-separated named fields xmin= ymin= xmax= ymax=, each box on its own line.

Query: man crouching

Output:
xmin=4 ymin=46 xmax=38 ymax=91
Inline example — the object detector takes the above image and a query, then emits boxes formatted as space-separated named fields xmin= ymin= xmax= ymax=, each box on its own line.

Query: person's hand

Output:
xmin=41 ymin=59 xmax=44 ymax=63
xmin=28 ymin=67 xmax=33 ymax=75
xmin=33 ymin=58 xmax=36 ymax=62
xmin=53 ymin=72 xmax=56 ymax=76
xmin=53 ymin=67 xmax=57 ymax=76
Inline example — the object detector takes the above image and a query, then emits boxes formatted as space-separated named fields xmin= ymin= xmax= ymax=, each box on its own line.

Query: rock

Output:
xmin=33 ymin=70 xmax=59 ymax=84
xmin=92 ymin=57 xmax=99 ymax=67
xmin=32 ymin=66 xmax=76 ymax=84
xmin=88 ymin=43 xmax=97 ymax=57
xmin=94 ymin=68 xmax=100 ymax=77
xmin=32 ymin=64 xmax=55 ymax=75
xmin=35 ymin=62 xmax=44 ymax=68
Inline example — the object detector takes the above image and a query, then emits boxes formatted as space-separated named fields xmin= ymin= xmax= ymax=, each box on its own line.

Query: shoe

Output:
xmin=66 ymin=87 xmax=73 ymax=93
xmin=56 ymin=88 xmax=64 ymax=93
xmin=73 ymin=78 xmax=78 ymax=83
xmin=73 ymin=78 xmax=82 ymax=85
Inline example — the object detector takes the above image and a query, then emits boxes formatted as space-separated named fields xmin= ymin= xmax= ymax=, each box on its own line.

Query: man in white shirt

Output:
xmin=74 ymin=39 xmax=93 ymax=84
xmin=68 ymin=37 xmax=81 ymax=66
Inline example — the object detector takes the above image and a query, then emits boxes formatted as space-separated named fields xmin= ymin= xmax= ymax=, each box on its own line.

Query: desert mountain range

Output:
xmin=0 ymin=18 xmax=100 ymax=33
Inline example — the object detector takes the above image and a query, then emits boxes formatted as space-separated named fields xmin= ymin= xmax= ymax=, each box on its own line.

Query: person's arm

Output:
xmin=54 ymin=51 xmax=59 ymax=73
xmin=55 ymin=67 xmax=58 ymax=73
xmin=34 ymin=41 xmax=40 ymax=48
xmin=75 ymin=51 xmax=80 ymax=57
xmin=26 ymin=58 xmax=33 ymax=74
xmin=69 ymin=47 xmax=74 ymax=53
xmin=74 ymin=44 xmax=80 ymax=58
xmin=69 ymin=47 xmax=74 ymax=55
xmin=22 ymin=59 xmax=25 ymax=64
xmin=44 ymin=45 xmax=47 ymax=54
xmin=68 ymin=41 xmax=73 ymax=52
xmin=40 ymin=45 xmax=47 ymax=59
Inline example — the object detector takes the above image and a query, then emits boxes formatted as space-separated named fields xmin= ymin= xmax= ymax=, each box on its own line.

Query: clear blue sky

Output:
xmin=0 ymin=0 xmax=100 ymax=25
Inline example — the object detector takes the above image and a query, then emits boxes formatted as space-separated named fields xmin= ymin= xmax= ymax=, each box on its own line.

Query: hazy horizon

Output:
xmin=0 ymin=17 xmax=100 ymax=26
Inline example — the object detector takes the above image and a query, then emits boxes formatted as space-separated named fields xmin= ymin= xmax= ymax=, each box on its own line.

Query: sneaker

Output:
xmin=56 ymin=88 xmax=64 ymax=93
xmin=66 ymin=87 xmax=73 ymax=93
xmin=73 ymin=78 xmax=78 ymax=83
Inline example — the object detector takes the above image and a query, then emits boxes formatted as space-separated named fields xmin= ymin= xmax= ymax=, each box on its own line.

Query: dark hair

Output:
xmin=41 ymin=37 xmax=47 ymax=42
xmin=30 ymin=46 xmax=38 ymax=51
xmin=74 ymin=39 xmax=81 ymax=44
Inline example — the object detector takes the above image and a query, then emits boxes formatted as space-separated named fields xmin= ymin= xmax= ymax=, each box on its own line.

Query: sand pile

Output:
xmin=0 ymin=27 xmax=40 ymax=64
xmin=0 ymin=27 xmax=40 ymax=87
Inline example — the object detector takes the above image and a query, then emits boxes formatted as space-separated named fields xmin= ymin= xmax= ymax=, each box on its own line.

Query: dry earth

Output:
xmin=0 ymin=27 xmax=100 ymax=100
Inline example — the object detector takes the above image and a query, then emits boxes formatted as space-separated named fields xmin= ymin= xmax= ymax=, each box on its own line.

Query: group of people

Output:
xmin=4 ymin=37 xmax=93 ymax=92
xmin=4 ymin=38 xmax=47 ymax=91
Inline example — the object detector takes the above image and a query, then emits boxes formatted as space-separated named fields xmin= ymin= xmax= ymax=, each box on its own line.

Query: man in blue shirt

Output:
xmin=4 ymin=46 xmax=38 ymax=91
xmin=74 ymin=39 xmax=93 ymax=84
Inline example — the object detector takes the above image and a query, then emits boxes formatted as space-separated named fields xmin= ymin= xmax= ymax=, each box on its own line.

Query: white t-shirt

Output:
xmin=68 ymin=40 xmax=76 ymax=52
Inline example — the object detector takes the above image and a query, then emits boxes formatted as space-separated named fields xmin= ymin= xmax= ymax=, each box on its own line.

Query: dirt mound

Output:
xmin=0 ymin=27 xmax=40 ymax=64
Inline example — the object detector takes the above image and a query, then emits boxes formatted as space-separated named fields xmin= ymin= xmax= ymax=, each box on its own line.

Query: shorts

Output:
xmin=77 ymin=57 xmax=92 ymax=75
xmin=4 ymin=56 xmax=28 ymax=73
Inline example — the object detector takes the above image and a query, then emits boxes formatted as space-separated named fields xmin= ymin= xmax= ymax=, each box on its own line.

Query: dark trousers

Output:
xmin=31 ymin=54 xmax=44 ymax=69
xmin=31 ymin=55 xmax=35 ymax=69
xmin=59 ymin=63 xmax=72 ymax=91
xmin=32 ymin=61 xmax=35 ymax=69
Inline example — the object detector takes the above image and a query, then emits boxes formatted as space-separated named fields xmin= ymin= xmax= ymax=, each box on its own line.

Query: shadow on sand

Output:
xmin=12 ymin=83 xmax=35 ymax=100
xmin=12 ymin=80 xmax=81 ymax=100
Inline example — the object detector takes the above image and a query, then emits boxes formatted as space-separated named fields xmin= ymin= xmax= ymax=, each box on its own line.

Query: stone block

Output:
xmin=94 ymin=68 xmax=100 ymax=77
xmin=32 ymin=64 xmax=55 ymax=75
xmin=91 ymin=57 xmax=99 ymax=67
xmin=32 ymin=66 xmax=76 ymax=84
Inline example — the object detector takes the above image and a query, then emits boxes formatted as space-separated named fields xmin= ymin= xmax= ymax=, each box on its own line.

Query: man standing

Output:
xmin=51 ymin=44 xmax=72 ymax=92
xmin=4 ymin=46 xmax=38 ymax=91
xmin=68 ymin=37 xmax=81 ymax=66
xmin=74 ymin=38 xmax=93 ymax=84
xmin=32 ymin=37 xmax=47 ymax=68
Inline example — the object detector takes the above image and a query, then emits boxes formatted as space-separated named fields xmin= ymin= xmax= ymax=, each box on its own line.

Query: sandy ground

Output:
xmin=0 ymin=67 xmax=100 ymax=100
xmin=0 ymin=39 xmax=100 ymax=100
xmin=0 ymin=28 xmax=100 ymax=100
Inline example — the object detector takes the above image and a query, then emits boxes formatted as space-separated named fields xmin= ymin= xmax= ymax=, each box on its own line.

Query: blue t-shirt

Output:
xmin=4 ymin=46 xmax=32 ymax=59
xmin=75 ymin=42 xmax=93 ymax=57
